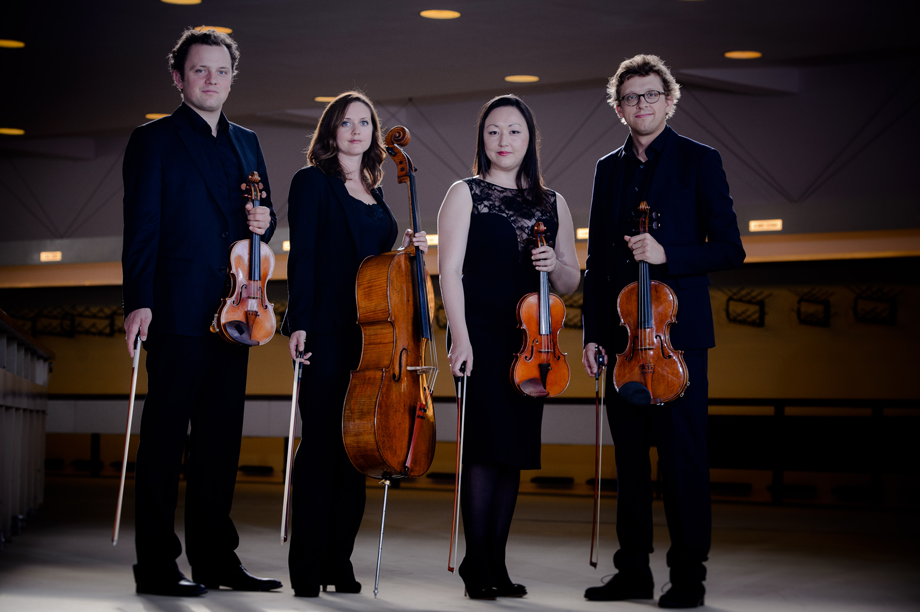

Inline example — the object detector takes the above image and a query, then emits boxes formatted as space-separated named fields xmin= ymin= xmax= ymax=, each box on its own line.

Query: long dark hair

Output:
xmin=472 ymin=94 xmax=547 ymax=205
xmin=306 ymin=91 xmax=386 ymax=189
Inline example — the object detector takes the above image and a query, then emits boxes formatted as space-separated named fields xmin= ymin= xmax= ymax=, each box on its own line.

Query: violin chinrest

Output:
xmin=224 ymin=320 xmax=259 ymax=346
xmin=518 ymin=378 xmax=550 ymax=398
xmin=619 ymin=381 xmax=652 ymax=406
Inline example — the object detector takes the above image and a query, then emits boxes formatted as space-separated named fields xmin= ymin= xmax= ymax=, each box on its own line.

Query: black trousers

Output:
xmin=607 ymin=348 xmax=711 ymax=584
xmin=288 ymin=332 xmax=367 ymax=589
xmin=134 ymin=332 xmax=249 ymax=576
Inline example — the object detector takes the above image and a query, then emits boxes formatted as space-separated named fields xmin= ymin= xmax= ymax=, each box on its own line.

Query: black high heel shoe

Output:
xmin=321 ymin=580 xmax=361 ymax=594
xmin=321 ymin=561 xmax=361 ymax=594
xmin=495 ymin=582 xmax=527 ymax=597
xmin=293 ymin=584 xmax=320 ymax=598
xmin=458 ymin=561 xmax=497 ymax=600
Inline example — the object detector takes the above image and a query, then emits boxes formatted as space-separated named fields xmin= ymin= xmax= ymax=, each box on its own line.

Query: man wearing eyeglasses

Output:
xmin=581 ymin=54 xmax=744 ymax=608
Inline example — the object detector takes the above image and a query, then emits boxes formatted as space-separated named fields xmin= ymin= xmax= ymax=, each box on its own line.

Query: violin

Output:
xmin=613 ymin=200 xmax=688 ymax=404
xmin=342 ymin=126 xmax=438 ymax=596
xmin=511 ymin=222 xmax=570 ymax=397
xmin=212 ymin=171 xmax=276 ymax=346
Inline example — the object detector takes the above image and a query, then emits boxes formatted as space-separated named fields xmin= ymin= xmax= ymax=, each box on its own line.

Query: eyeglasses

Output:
xmin=618 ymin=90 xmax=665 ymax=106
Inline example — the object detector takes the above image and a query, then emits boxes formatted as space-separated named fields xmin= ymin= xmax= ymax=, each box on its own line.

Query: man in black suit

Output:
xmin=122 ymin=28 xmax=281 ymax=597
xmin=581 ymin=55 xmax=745 ymax=609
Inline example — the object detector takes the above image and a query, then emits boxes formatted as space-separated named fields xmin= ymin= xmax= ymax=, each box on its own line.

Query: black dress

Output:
xmin=457 ymin=177 xmax=559 ymax=469
xmin=286 ymin=169 xmax=398 ymax=590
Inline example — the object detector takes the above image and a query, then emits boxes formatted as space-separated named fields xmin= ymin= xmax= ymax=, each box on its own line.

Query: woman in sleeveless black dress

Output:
xmin=285 ymin=92 xmax=427 ymax=598
xmin=437 ymin=95 xmax=580 ymax=599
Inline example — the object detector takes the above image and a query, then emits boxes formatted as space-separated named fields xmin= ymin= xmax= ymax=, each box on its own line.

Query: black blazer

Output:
xmin=122 ymin=104 xmax=277 ymax=337
xmin=582 ymin=127 xmax=745 ymax=352
xmin=283 ymin=166 xmax=399 ymax=336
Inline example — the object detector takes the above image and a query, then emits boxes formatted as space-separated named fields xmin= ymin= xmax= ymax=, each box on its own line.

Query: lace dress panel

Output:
xmin=464 ymin=178 xmax=558 ymax=260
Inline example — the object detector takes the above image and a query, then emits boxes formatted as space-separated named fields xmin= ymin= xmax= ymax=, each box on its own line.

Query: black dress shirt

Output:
xmin=617 ymin=125 xmax=671 ymax=272
xmin=178 ymin=103 xmax=248 ymax=240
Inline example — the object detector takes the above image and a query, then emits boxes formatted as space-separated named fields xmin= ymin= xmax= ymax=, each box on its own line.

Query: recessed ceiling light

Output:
xmin=420 ymin=10 xmax=461 ymax=19
xmin=724 ymin=50 xmax=763 ymax=60
xmin=314 ymin=96 xmax=336 ymax=103
xmin=505 ymin=75 xmax=539 ymax=83
xmin=0 ymin=128 xmax=25 ymax=136
xmin=40 ymin=251 xmax=62 ymax=262
xmin=161 ymin=0 xmax=202 ymax=5
xmin=194 ymin=25 xmax=233 ymax=34
xmin=0 ymin=39 xmax=25 ymax=48
xmin=145 ymin=113 xmax=169 ymax=120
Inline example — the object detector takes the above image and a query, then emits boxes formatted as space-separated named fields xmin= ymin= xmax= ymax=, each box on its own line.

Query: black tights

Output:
xmin=460 ymin=463 xmax=521 ymax=587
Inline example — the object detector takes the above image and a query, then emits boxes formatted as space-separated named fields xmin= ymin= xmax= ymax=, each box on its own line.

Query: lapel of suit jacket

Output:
xmin=228 ymin=123 xmax=257 ymax=180
xmin=172 ymin=106 xmax=233 ymax=225
xmin=326 ymin=173 xmax=363 ymax=253
xmin=607 ymin=146 xmax=627 ymax=235
xmin=647 ymin=126 xmax=678 ymax=206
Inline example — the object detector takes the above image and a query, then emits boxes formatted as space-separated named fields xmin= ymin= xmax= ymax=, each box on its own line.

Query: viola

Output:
xmin=212 ymin=171 xmax=276 ymax=346
xmin=511 ymin=221 xmax=570 ymax=398
xmin=613 ymin=200 xmax=688 ymax=404
xmin=341 ymin=126 xmax=438 ymax=597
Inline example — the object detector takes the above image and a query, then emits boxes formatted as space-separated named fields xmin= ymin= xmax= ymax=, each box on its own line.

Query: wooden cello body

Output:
xmin=343 ymin=126 xmax=438 ymax=480
xmin=613 ymin=201 xmax=688 ymax=404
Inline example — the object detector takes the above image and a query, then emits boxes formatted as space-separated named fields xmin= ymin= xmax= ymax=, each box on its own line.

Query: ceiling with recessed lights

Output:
xmin=1 ymin=0 xmax=915 ymax=139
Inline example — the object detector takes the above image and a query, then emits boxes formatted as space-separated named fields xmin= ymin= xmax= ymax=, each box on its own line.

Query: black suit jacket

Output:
xmin=122 ymin=105 xmax=276 ymax=337
xmin=582 ymin=127 xmax=745 ymax=352
xmin=283 ymin=166 xmax=399 ymax=336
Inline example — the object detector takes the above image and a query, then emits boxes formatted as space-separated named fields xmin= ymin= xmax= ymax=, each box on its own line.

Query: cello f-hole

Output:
xmin=393 ymin=347 xmax=408 ymax=382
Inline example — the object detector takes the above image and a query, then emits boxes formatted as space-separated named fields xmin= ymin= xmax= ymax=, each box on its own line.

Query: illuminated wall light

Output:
xmin=194 ymin=25 xmax=233 ymax=34
xmin=40 ymin=251 xmax=62 ymax=262
xmin=0 ymin=128 xmax=25 ymax=136
xmin=0 ymin=39 xmax=26 ymax=48
xmin=314 ymin=96 xmax=336 ymax=103
xmin=505 ymin=75 xmax=539 ymax=83
xmin=420 ymin=10 xmax=461 ymax=19
xmin=145 ymin=113 xmax=169 ymax=120
xmin=426 ymin=234 xmax=439 ymax=246
xmin=282 ymin=240 xmax=291 ymax=252
xmin=161 ymin=0 xmax=202 ymax=5
xmin=749 ymin=219 xmax=783 ymax=232
xmin=724 ymin=50 xmax=763 ymax=60
xmin=576 ymin=228 xmax=590 ymax=240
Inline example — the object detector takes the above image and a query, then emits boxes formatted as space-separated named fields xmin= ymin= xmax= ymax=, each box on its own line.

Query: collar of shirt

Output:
xmin=179 ymin=102 xmax=230 ymax=137
xmin=624 ymin=124 xmax=671 ymax=163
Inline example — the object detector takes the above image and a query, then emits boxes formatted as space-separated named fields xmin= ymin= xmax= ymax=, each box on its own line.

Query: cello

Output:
xmin=342 ymin=125 xmax=438 ymax=596
xmin=613 ymin=201 xmax=688 ymax=404
xmin=511 ymin=221 xmax=570 ymax=397
xmin=212 ymin=171 xmax=276 ymax=346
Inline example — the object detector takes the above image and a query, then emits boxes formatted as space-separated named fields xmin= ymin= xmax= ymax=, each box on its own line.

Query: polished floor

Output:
xmin=0 ymin=476 xmax=918 ymax=611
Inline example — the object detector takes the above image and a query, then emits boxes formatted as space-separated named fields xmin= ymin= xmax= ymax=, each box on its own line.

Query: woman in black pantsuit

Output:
xmin=284 ymin=91 xmax=427 ymax=598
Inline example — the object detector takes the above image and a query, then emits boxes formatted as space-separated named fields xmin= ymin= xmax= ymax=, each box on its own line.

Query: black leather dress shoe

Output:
xmin=584 ymin=572 xmax=654 ymax=601
xmin=193 ymin=564 xmax=283 ymax=591
xmin=134 ymin=566 xmax=207 ymax=597
xmin=658 ymin=582 xmax=705 ymax=608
